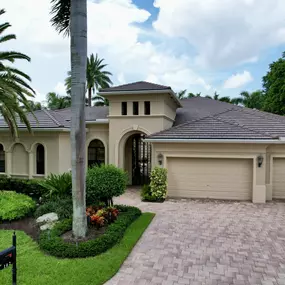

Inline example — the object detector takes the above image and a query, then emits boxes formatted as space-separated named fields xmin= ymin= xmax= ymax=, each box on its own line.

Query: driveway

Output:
xmin=106 ymin=189 xmax=285 ymax=285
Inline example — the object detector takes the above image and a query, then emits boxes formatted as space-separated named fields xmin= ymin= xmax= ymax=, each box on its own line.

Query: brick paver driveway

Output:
xmin=106 ymin=189 xmax=285 ymax=285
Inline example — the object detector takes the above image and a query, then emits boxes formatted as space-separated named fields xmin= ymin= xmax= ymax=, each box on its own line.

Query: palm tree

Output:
xmin=93 ymin=96 xmax=109 ymax=106
xmin=0 ymin=9 xmax=35 ymax=138
xmin=65 ymin=54 xmax=112 ymax=106
xmin=232 ymin=90 xmax=265 ymax=109
xmin=46 ymin=92 xmax=71 ymax=110
xmin=188 ymin=92 xmax=201 ymax=98
xmin=51 ymin=0 xmax=87 ymax=238
xmin=176 ymin=89 xmax=187 ymax=99
xmin=206 ymin=91 xmax=231 ymax=103
xmin=25 ymin=100 xmax=42 ymax=111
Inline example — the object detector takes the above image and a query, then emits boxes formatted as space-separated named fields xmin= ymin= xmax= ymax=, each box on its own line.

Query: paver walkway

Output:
xmin=106 ymin=188 xmax=285 ymax=285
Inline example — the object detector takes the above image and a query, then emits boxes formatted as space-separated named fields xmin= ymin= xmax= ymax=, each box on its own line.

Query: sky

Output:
xmin=2 ymin=0 xmax=285 ymax=103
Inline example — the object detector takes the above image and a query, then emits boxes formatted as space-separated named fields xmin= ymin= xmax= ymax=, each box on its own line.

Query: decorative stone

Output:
xmin=40 ymin=223 xmax=57 ymax=231
xmin=36 ymin=212 xmax=58 ymax=224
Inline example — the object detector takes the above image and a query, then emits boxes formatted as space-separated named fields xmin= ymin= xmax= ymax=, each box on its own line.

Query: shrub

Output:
xmin=0 ymin=191 xmax=36 ymax=221
xmin=86 ymin=165 xmax=128 ymax=206
xmin=34 ymin=197 xmax=73 ymax=220
xmin=141 ymin=184 xmax=159 ymax=202
xmin=39 ymin=205 xmax=141 ymax=258
xmin=0 ymin=176 xmax=45 ymax=199
xmin=149 ymin=167 xmax=167 ymax=201
xmin=38 ymin=172 xmax=72 ymax=199
xmin=86 ymin=206 xmax=119 ymax=228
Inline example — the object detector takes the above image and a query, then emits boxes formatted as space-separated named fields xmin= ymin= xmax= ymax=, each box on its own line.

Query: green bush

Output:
xmin=38 ymin=172 xmax=72 ymax=199
xmin=141 ymin=184 xmax=159 ymax=202
xmin=39 ymin=205 xmax=141 ymax=258
xmin=0 ymin=191 xmax=36 ymax=221
xmin=149 ymin=167 xmax=167 ymax=201
xmin=0 ymin=176 xmax=45 ymax=199
xmin=34 ymin=197 xmax=73 ymax=220
xmin=86 ymin=165 xmax=128 ymax=206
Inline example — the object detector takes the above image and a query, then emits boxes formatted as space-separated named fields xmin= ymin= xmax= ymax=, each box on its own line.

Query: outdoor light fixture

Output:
xmin=157 ymin=153 xmax=163 ymax=166
xmin=257 ymin=155 xmax=264 ymax=167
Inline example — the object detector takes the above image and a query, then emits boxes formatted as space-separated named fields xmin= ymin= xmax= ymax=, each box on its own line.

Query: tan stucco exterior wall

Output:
xmin=0 ymin=131 xmax=60 ymax=178
xmin=151 ymin=142 xmax=270 ymax=203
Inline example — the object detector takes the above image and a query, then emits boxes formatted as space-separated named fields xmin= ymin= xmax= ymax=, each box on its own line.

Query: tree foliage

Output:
xmin=0 ymin=9 xmax=35 ymax=138
xmin=46 ymin=92 xmax=71 ymax=110
xmin=65 ymin=53 xmax=112 ymax=106
xmin=262 ymin=52 xmax=285 ymax=115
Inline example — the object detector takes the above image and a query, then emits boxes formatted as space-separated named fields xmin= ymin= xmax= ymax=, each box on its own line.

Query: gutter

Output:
xmin=98 ymin=89 xmax=182 ymax=108
xmin=144 ymin=138 xmax=284 ymax=144
xmin=86 ymin=119 xmax=109 ymax=124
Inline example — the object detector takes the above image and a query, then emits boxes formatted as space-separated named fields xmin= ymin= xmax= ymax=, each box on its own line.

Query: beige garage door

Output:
xmin=273 ymin=158 xmax=285 ymax=199
xmin=167 ymin=157 xmax=253 ymax=200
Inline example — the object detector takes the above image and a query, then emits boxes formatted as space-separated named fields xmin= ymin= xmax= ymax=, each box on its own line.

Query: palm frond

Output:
xmin=50 ymin=0 xmax=71 ymax=36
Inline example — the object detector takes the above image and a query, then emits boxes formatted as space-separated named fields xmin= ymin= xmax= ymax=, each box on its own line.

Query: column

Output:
xmin=6 ymin=151 xmax=12 ymax=177
xmin=28 ymin=151 xmax=33 ymax=179
xmin=252 ymin=155 xmax=266 ymax=203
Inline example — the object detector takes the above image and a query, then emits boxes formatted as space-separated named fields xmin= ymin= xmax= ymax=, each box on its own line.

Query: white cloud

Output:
xmin=223 ymin=71 xmax=253 ymax=89
xmin=54 ymin=82 xmax=66 ymax=95
xmin=153 ymin=0 xmax=285 ymax=69
xmin=2 ymin=0 xmax=212 ymax=98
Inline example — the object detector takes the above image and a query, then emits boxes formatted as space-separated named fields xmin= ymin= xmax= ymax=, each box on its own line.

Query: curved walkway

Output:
xmin=106 ymin=189 xmax=285 ymax=285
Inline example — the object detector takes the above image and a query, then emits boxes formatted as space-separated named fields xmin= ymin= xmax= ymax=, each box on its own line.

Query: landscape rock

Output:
xmin=36 ymin=212 xmax=58 ymax=224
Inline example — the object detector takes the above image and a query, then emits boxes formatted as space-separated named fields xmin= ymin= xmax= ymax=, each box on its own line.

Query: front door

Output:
xmin=131 ymin=134 xmax=151 ymax=185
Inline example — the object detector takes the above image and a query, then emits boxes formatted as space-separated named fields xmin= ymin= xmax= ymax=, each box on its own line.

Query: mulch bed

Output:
xmin=62 ymin=226 xmax=107 ymax=243
xmin=0 ymin=217 xmax=39 ymax=241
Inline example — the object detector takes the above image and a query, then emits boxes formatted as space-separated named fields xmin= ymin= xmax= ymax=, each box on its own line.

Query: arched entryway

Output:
xmin=88 ymin=139 xmax=105 ymax=167
xmin=124 ymin=133 xmax=152 ymax=185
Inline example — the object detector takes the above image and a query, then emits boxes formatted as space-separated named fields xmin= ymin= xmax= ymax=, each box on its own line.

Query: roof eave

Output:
xmin=144 ymin=138 xmax=282 ymax=144
xmin=98 ymin=89 xmax=182 ymax=108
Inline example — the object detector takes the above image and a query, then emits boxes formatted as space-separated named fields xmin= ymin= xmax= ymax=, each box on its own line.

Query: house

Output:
xmin=1 ymin=81 xmax=285 ymax=203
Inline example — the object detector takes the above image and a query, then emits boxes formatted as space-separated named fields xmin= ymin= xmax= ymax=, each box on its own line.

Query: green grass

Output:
xmin=0 ymin=213 xmax=155 ymax=285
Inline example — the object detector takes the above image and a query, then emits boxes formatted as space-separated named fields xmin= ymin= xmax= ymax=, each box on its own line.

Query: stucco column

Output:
xmin=265 ymin=153 xmax=272 ymax=201
xmin=252 ymin=155 xmax=266 ymax=203
xmin=28 ymin=151 xmax=33 ymax=179
xmin=6 ymin=151 xmax=12 ymax=177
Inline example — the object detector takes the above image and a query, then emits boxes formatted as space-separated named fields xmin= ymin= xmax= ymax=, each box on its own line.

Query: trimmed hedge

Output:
xmin=39 ymin=205 xmax=141 ymax=258
xmin=0 ymin=191 xmax=36 ymax=221
xmin=0 ymin=176 xmax=44 ymax=199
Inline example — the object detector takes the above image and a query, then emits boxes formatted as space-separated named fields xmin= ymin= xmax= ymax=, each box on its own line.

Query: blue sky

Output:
xmin=3 ymin=0 xmax=285 ymax=103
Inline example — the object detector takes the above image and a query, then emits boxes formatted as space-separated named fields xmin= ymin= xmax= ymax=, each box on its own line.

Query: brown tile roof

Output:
xmin=100 ymin=81 xmax=171 ymax=92
xmin=148 ymin=97 xmax=285 ymax=140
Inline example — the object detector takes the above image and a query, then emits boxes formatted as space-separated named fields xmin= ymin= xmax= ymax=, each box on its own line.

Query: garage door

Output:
xmin=167 ymin=157 xmax=253 ymax=200
xmin=273 ymin=158 xmax=285 ymax=199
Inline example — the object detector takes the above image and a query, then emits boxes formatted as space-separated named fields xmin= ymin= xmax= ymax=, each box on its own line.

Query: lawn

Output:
xmin=0 ymin=213 xmax=154 ymax=285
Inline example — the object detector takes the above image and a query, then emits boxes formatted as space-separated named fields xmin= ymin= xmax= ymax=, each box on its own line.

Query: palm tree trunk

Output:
xmin=88 ymin=87 xmax=92 ymax=107
xmin=70 ymin=0 xmax=87 ymax=238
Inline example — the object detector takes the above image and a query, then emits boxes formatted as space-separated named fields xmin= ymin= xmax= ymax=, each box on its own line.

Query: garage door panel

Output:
xmin=167 ymin=158 xmax=252 ymax=200
xmin=273 ymin=158 xmax=285 ymax=199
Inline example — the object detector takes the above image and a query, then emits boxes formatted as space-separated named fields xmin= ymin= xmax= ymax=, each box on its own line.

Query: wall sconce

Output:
xmin=257 ymin=155 xmax=264 ymax=167
xmin=157 ymin=153 xmax=163 ymax=166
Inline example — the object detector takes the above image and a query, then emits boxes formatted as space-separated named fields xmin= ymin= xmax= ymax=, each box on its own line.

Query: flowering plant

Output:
xmin=149 ymin=167 xmax=167 ymax=200
xmin=86 ymin=206 xmax=119 ymax=228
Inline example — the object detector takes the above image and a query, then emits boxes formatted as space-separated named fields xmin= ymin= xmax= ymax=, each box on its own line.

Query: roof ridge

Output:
xmin=43 ymin=109 xmax=64 ymax=127
xmin=213 ymin=112 xmax=276 ymax=139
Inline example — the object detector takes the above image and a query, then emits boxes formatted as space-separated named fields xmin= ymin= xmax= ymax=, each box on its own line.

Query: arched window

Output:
xmin=88 ymin=139 xmax=105 ymax=167
xmin=0 ymin=144 xmax=5 ymax=173
xmin=36 ymin=144 xmax=45 ymax=175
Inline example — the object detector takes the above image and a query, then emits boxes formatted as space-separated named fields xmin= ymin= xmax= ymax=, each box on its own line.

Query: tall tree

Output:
xmin=51 ymin=0 xmax=87 ymax=238
xmin=206 ymin=91 xmax=231 ymax=103
xmin=262 ymin=52 xmax=285 ymax=115
xmin=46 ymin=92 xmax=71 ymax=110
xmin=176 ymin=89 xmax=187 ymax=99
xmin=0 ymin=9 xmax=35 ymax=138
xmin=232 ymin=90 xmax=265 ymax=110
xmin=65 ymin=53 xmax=112 ymax=106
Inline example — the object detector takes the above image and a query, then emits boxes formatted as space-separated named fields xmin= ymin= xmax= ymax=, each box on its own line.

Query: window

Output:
xmin=36 ymin=144 xmax=45 ymax=175
xmin=88 ymin=139 xmax=105 ymax=167
xmin=0 ymin=144 xmax=5 ymax=172
xmin=133 ymin=102 xmax=139 ymax=115
xmin=144 ymin=101 xmax=150 ymax=115
xmin=122 ymin=102 xmax=127 ymax=115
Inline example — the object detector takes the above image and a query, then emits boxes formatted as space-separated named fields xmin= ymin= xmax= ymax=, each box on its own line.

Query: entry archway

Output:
xmin=124 ymin=132 xmax=152 ymax=185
